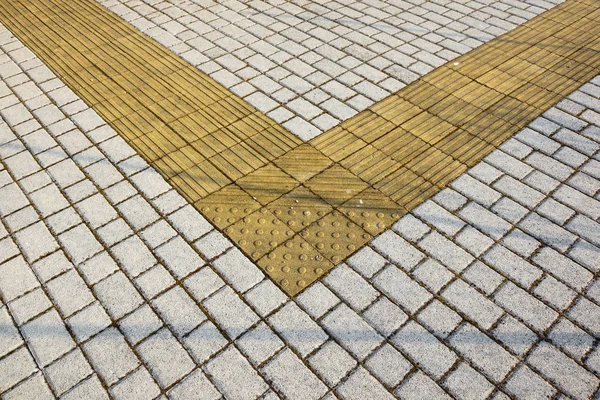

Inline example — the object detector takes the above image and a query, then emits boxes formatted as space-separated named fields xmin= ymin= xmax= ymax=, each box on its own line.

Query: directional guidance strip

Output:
xmin=1 ymin=0 xmax=598 ymax=295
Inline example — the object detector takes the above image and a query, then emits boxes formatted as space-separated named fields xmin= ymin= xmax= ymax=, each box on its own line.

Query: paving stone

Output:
xmin=21 ymin=308 xmax=75 ymax=367
xmin=504 ymin=364 xmax=555 ymax=400
xmin=553 ymin=128 xmax=598 ymax=156
xmin=525 ymin=152 xmax=573 ymax=181
xmin=5 ymin=206 xmax=39 ymax=233
xmin=533 ymin=247 xmax=593 ymax=290
xmin=416 ymin=299 xmax=462 ymax=340
xmin=515 ymin=127 xmax=561 ymax=154
xmin=83 ymin=327 xmax=140 ymax=385
xmin=97 ymin=218 xmax=133 ymax=246
xmin=212 ymin=248 xmax=264 ymax=293
xmin=413 ymin=200 xmax=465 ymax=236
xmin=193 ymin=230 xmax=231 ymax=259
xmin=59 ymin=224 xmax=103 ymax=265
xmin=483 ymin=244 xmax=542 ymax=288
xmin=46 ymin=269 xmax=94 ymax=317
xmin=567 ymin=172 xmax=600 ymax=197
xmin=492 ymin=315 xmax=538 ymax=357
xmin=205 ymin=346 xmax=268 ymax=400
xmin=0 ymin=346 xmax=37 ymax=393
xmin=44 ymin=348 xmax=92 ymax=396
xmin=373 ymin=264 xmax=432 ymax=314
xmin=442 ymin=279 xmax=503 ymax=330
xmin=139 ymin=219 xmax=177 ymax=249
xmin=0 ymin=183 xmax=29 ymax=217
xmin=66 ymin=301 xmax=111 ymax=343
xmin=449 ymin=323 xmax=518 ymax=383
xmin=554 ymin=185 xmax=600 ymax=220
xmin=167 ymin=369 xmax=221 ymax=400
xmin=78 ymin=251 xmax=118 ymax=285
xmin=0 ymin=255 xmax=39 ymax=302
xmin=322 ymin=303 xmax=384 ymax=361
xmin=244 ymin=279 xmax=287 ymax=317
xmin=308 ymin=340 xmax=356 ymax=387
xmin=118 ymin=304 xmax=163 ymax=345
xmin=371 ymin=230 xmax=425 ymax=270
xmin=295 ymin=281 xmax=340 ymax=319
xmin=262 ymin=348 xmax=328 ymax=400
xmin=520 ymin=213 xmax=578 ymax=252
xmin=183 ymin=266 xmax=224 ymax=302
xmin=60 ymin=375 xmax=108 ymax=400
xmin=365 ymin=343 xmax=412 ymax=388
xmin=4 ymin=149 xmax=40 ymax=179
xmin=167 ymin=204 xmax=213 ymax=241
xmin=182 ymin=320 xmax=228 ymax=364
xmin=337 ymin=367 xmax=395 ymax=400
xmin=392 ymin=320 xmax=456 ymax=379
xmin=117 ymin=194 xmax=159 ymax=230
xmin=2 ymin=371 xmax=54 ymax=400
xmin=110 ymin=367 xmax=161 ymax=400
xmin=502 ymin=229 xmax=541 ymax=257
xmin=323 ymin=263 xmax=378 ymax=311
xmin=93 ymin=271 xmax=143 ymax=320
xmin=527 ymin=342 xmax=599 ymax=399
xmin=156 ymin=236 xmax=204 ymax=279
xmin=269 ymin=301 xmax=328 ymax=357
xmin=418 ymin=231 xmax=474 ymax=272
xmin=236 ymin=322 xmax=283 ymax=365
xmin=495 ymin=282 xmax=558 ymax=332
xmin=29 ymin=183 xmax=68 ymax=217
xmin=392 ymin=214 xmax=431 ymax=242
xmin=0 ymin=306 xmax=22 ymax=359
xmin=136 ymin=327 xmax=195 ymax=388
xmin=47 ymin=159 xmax=85 ymax=188
xmin=568 ymin=297 xmax=600 ymax=337
xmin=486 ymin=150 xmax=535 ymax=180
xmin=493 ymin=175 xmax=545 ymax=208
xmin=7 ymin=287 xmax=51 ymax=326
xmin=455 ymin=226 xmax=494 ymax=256
xmin=411 ymin=258 xmax=454 ymax=293
xmin=444 ymin=362 xmax=495 ymax=400
xmin=548 ymin=318 xmax=594 ymax=361
xmin=569 ymin=239 xmax=600 ymax=272
xmin=451 ymin=174 xmax=502 ymax=207
xmin=459 ymin=202 xmax=512 ymax=240
xmin=203 ymin=286 xmax=259 ymax=340
xmin=14 ymin=221 xmax=58 ymax=262
xmin=362 ymin=296 xmax=408 ymax=338
xmin=395 ymin=371 xmax=451 ymax=400
xmin=567 ymin=214 xmax=600 ymax=247
xmin=152 ymin=286 xmax=206 ymax=338
xmin=586 ymin=346 xmax=600 ymax=375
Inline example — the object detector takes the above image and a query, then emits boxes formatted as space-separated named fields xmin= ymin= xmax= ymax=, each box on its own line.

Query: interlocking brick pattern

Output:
xmin=97 ymin=0 xmax=564 ymax=140
xmin=1 ymin=20 xmax=600 ymax=398
xmin=3 ymin=0 xmax=598 ymax=295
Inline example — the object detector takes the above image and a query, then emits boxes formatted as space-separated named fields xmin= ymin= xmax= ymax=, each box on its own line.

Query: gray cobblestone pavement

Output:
xmin=97 ymin=0 xmax=562 ymax=139
xmin=1 ymin=12 xmax=600 ymax=400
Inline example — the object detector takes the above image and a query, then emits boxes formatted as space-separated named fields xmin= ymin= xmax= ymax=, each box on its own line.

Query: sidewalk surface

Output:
xmin=0 ymin=0 xmax=599 ymax=398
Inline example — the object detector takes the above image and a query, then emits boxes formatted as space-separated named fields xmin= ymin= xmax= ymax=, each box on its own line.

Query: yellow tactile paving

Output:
xmin=0 ymin=0 xmax=301 ymax=205
xmin=1 ymin=0 xmax=599 ymax=296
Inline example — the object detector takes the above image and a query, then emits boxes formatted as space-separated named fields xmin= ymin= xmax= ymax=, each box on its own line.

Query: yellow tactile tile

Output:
xmin=0 ymin=0 xmax=298 ymax=199
xmin=2 ymin=0 xmax=599 ymax=296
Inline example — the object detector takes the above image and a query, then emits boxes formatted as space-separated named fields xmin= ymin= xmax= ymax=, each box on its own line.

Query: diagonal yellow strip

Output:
xmin=0 ymin=0 xmax=302 ymax=203
xmin=1 ymin=0 xmax=599 ymax=296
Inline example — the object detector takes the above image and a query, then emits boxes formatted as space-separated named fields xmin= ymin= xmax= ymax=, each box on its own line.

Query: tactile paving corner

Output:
xmin=201 ymin=159 xmax=407 ymax=296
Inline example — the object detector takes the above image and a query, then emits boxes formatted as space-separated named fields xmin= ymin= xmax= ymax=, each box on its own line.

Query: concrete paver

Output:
xmin=0 ymin=0 xmax=599 ymax=398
